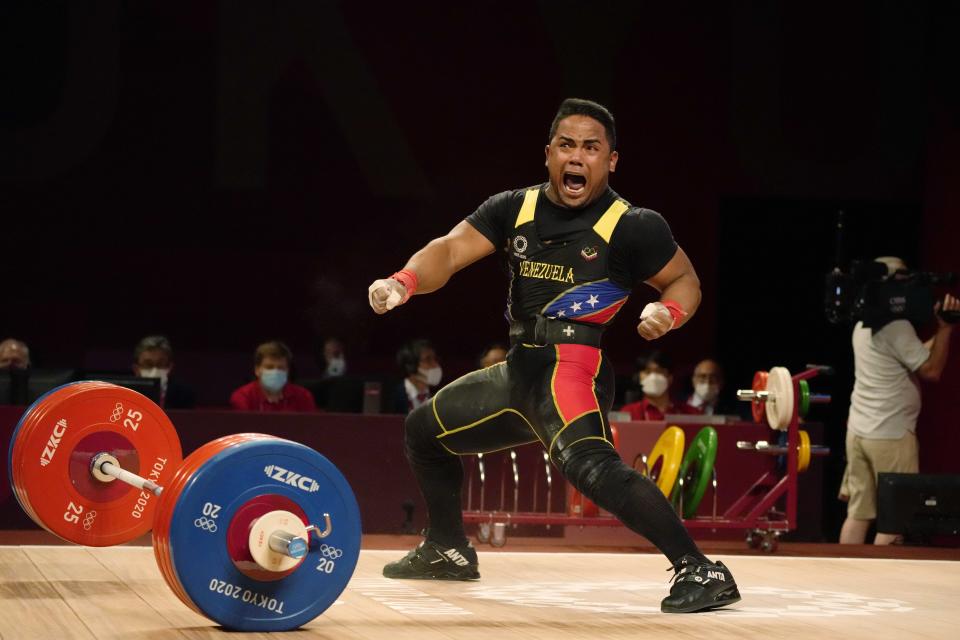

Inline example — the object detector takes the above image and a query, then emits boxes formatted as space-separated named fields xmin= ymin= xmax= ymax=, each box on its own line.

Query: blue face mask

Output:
xmin=260 ymin=369 xmax=288 ymax=393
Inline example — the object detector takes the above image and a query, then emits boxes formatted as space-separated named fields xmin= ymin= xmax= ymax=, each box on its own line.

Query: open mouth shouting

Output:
xmin=562 ymin=171 xmax=588 ymax=199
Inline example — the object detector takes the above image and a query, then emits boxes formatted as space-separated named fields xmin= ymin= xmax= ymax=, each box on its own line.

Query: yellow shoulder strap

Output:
xmin=592 ymin=199 xmax=629 ymax=243
xmin=514 ymin=188 xmax=539 ymax=228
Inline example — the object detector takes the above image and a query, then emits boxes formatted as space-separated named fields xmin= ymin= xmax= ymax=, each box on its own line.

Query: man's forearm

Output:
xmin=922 ymin=327 xmax=953 ymax=381
xmin=659 ymin=273 xmax=701 ymax=328
xmin=402 ymin=237 xmax=458 ymax=295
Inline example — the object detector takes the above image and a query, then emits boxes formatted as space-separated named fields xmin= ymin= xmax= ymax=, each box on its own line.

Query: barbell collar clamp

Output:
xmin=306 ymin=513 xmax=333 ymax=540
xmin=90 ymin=452 xmax=163 ymax=496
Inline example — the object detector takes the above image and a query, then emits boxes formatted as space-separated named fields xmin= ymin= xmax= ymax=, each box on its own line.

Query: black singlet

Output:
xmin=466 ymin=183 xmax=678 ymax=324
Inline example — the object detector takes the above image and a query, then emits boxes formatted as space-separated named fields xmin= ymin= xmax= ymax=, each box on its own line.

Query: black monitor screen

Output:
xmin=877 ymin=472 xmax=960 ymax=540
xmin=81 ymin=374 xmax=162 ymax=404
xmin=0 ymin=368 xmax=31 ymax=405
xmin=26 ymin=369 xmax=77 ymax=403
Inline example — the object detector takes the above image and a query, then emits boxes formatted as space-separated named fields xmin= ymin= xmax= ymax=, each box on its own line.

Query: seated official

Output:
xmin=319 ymin=336 xmax=348 ymax=379
xmin=0 ymin=338 xmax=30 ymax=371
xmin=132 ymin=335 xmax=196 ymax=409
xmin=682 ymin=358 xmax=742 ymax=417
xmin=230 ymin=340 xmax=317 ymax=412
xmin=389 ymin=339 xmax=443 ymax=414
xmin=620 ymin=351 xmax=701 ymax=420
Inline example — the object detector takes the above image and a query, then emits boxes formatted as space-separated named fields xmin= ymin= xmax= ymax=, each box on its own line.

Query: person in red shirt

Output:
xmin=619 ymin=351 xmax=701 ymax=420
xmin=230 ymin=340 xmax=317 ymax=412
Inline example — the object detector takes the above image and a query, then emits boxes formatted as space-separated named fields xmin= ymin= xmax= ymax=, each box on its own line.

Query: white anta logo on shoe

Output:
xmin=443 ymin=549 xmax=470 ymax=567
xmin=706 ymin=571 xmax=726 ymax=582
xmin=263 ymin=465 xmax=320 ymax=492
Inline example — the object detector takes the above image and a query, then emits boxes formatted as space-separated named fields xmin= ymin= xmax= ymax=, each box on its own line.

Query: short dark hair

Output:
xmin=255 ymin=340 xmax=293 ymax=367
xmin=134 ymin=335 xmax=172 ymax=362
xmin=548 ymin=98 xmax=617 ymax=150
xmin=397 ymin=339 xmax=433 ymax=376
xmin=477 ymin=342 xmax=508 ymax=368
xmin=637 ymin=350 xmax=672 ymax=373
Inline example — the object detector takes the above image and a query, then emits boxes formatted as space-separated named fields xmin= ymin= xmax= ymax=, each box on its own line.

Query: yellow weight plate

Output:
xmin=798 ymin=429 xmax=811 ymax=473
xmin=644 ymin=426 xmax=685 ymax=496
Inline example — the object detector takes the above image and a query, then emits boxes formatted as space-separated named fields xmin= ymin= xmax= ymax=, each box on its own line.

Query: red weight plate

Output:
xmin=12 ymin=382 xmax=125 ymax=526
xmin=153 ymin=434 xmax=268 ymax=611
xmin=17 ymin=382 xmax=179 ymax=543
xmin=14 ymin=384 xmax=182 ymax=546
xmin=751 ymin=371 xmax=769 ymax=424
xmin=10 ymin=383 xmax=108 ymax=526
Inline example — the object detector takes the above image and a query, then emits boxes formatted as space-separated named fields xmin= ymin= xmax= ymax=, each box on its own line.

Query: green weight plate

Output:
xmin=670 ymin=426 xmax=718 ymax=519
xmin=798 ymin=379 xmax=810 ymax=418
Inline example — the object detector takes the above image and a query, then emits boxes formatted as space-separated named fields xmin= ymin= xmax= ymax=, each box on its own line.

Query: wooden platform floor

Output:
xmin=0 ymin=546 xmax=957 ymax=639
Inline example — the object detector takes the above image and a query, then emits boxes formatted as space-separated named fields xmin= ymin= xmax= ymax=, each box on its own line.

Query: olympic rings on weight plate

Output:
xmin=319 ymin=544 xmax=343 ymax=559
xmin=8 ymin=381 xmax=182 ymax=546
xmin=156 ymin=436 xmax=361 ymax=631
xmin=194 ymin=517 xmax=219 ymax=532
xmin=154 ymin=435 xmax=258 ymax=617
xmin=11 ymin=395 xmax=365 ymax=632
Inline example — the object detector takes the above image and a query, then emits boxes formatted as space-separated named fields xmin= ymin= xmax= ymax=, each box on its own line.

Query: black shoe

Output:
xmin=660 ymin=555 xmax=741 ymax=613
xmin=383 ymin=539 xmax=480 ymax=581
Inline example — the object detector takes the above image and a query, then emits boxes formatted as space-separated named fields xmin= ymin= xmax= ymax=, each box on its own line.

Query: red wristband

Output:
xmin=661 ymin=300 xmax=687 ymax=328
xmin=390 ymin=269 xmax=419 ymax=303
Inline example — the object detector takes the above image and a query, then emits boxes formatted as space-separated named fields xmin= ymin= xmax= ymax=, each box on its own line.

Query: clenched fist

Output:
xmin=368 ymin=278 xmax=407 ymax=315
xmin=637 ymin=302 xmax=676 ymax=340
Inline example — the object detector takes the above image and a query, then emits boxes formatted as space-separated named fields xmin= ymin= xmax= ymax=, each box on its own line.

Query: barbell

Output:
xmin=736 ymin=366 xmax=831 ymax=430
xmin=736 ymin=430 xmax=829 ymax=472
xmin=7 ymin=381 xmax=361 ymax=631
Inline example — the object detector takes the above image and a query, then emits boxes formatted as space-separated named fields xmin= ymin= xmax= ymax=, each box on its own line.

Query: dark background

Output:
xmin=2 ymin=1 xmax=958 ymax=541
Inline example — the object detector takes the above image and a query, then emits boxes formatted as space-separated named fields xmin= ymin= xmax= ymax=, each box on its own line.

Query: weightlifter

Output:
xmin=368 ymin=98 xmax=740 ymax=613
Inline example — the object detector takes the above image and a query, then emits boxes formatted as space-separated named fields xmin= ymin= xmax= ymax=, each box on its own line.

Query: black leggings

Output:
xmin=405 ymin=343 xmax=705 ymax=564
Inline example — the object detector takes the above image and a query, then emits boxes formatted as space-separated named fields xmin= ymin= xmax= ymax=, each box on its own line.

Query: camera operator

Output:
xmin=839 ymin=257 xmax=958 ymax=545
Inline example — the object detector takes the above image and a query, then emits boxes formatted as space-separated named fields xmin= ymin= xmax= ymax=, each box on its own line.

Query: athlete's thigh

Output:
xmin=431 ymin=361 xmax=540 ymax=455
xmin=524 ymin=344 xmax=616 ymax=465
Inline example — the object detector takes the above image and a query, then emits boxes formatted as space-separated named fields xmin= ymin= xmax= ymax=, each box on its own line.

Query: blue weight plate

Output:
xmin=167 ymin=438 xmax=361 ymax=631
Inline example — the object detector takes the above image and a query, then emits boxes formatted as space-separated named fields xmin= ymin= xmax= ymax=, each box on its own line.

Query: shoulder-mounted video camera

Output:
xmin=824 ymin=262 xmax=958 ymax=330
xmin=823 ymin=211 xmax=957 ymax=332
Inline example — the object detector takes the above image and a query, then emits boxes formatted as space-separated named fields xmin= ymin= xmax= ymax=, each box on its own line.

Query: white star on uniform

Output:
xmin=586 ymin=294 xmax=600 ymax=308
xmin=570 ymin=301 xmax=582 ymax=312
xmin=556 ymin=310 xmax=566 ymax=317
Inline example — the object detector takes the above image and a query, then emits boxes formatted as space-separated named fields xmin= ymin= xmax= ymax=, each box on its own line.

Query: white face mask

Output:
xmin=694 ymin=382 xmax=719 ymax=403
xmin=419 ymin=366 xmax=442 ymax=387
xmin=326 ymin=357 xmax=346 ymax=377
xmin=138 ymin=367 xmax=170 ymax=390
xmin=641 ymin=372 xmax=669 ymax=397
